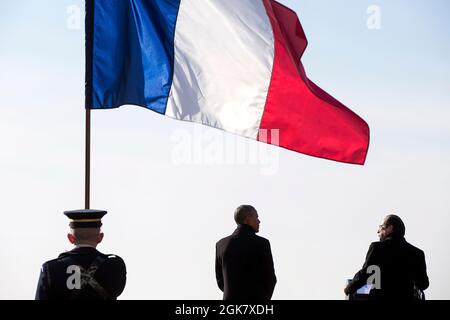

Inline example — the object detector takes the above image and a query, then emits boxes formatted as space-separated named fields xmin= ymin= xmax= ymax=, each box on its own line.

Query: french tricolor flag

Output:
xmin=86 ymin=0 xmax=370 ymax=165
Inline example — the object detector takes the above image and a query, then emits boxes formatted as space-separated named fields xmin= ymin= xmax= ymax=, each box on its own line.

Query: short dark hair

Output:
xmin=71 ymin=227 xmax=100 ymax=243
xmin=385 ymin=214 xmax=405 ymax=237
xmin=234 ymin=205 xmax=256 ymax=224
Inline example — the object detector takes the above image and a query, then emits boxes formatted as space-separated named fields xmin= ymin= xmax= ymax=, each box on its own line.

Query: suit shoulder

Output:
xmin=369 ymin=241 xmax=382 ymax=248
xmin=216 ymin=235 xmax=232 ymax=246
xmin=255 ymin=235 xmax=271 ymax=246
xmin=405 ymin=242 xmax=425 ymax=255
xmin=366 ymin=241 xmax=381 ymax=253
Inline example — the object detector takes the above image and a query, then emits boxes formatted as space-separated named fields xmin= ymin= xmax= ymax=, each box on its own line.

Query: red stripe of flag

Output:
xmin=259 ymin=0 xmax=370 ymax=165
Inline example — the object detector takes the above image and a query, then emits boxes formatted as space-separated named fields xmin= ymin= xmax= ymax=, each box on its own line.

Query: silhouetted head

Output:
xmin=63 ymin=209 xmax=107 ymax=247
xmin=234 ymin=205 xmax=260 ymax=233
xmin=67 ymin=227 xmax=104 ymax=247
xmin=377 ymin=214 xmax=405 ymax=241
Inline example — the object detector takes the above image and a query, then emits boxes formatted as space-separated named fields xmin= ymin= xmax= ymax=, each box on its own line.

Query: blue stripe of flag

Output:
xmin=90 ymin=0 xmax=181 ymax=114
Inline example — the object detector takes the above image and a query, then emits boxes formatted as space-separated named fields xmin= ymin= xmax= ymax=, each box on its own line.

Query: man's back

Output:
xmin=35 ymin=247 xmax=126 ymax=300
xmin=368 ymin=237 xmax=428 ymax=299
xmin=347 ymin=236 xmax=429 ymax=300
xmin=215 ymin=224 xmax=276 ymax=300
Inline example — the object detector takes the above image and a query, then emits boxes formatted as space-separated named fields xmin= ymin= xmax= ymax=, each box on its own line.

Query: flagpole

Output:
xmin=85 ymin=107 xmax=91 ymax=209
xmin=84 ymin=0 xmax=94 ymax=210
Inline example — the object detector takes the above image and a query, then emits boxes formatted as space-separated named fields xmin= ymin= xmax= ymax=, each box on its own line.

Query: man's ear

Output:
xmin=387 ymin=225 xmax=394 ymax=235
xmin=67 ymin=233 xmax=76 ymax=244
xmin=97 ymin=232 xmax=104 ymax=244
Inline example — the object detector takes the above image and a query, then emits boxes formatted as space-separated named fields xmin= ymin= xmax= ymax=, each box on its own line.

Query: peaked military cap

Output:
xmin=64 ymin=209 xmax=107 ymax=228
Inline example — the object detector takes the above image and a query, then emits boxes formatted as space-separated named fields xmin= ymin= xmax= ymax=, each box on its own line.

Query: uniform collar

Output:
xmin=70 ymin=246 xmax=100 ymax=255
xmin=59 ymin=245 xmax=100 ymax=258
xmin=75 ymin=244 xmax=97 ymax=249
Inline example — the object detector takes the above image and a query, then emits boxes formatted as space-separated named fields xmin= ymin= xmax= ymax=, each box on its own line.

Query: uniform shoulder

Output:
xmin=102 ymin=254 xmax=126 ymax=267
xmin=104 ymin=253 xmax=125 ymax=261
xmin=41 ymin=257 xmax=61 ymax=268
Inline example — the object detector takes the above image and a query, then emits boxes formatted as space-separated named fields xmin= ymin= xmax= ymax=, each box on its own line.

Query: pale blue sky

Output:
xmin=1 ymin=1 xmax=449 ymax=299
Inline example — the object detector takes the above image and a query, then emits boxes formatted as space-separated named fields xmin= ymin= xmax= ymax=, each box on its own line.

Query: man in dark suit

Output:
xmin=345 ymin=214 xmax=429 ymax=300
xmin=215 ymin=205 xmax=277 ymax=300
xmin=35 ymin=209 xmax=126 ymax=300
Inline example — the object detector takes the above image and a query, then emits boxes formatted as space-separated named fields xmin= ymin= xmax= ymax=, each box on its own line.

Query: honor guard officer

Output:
xmin=35 ymin=209 xmax=127 ymax=300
